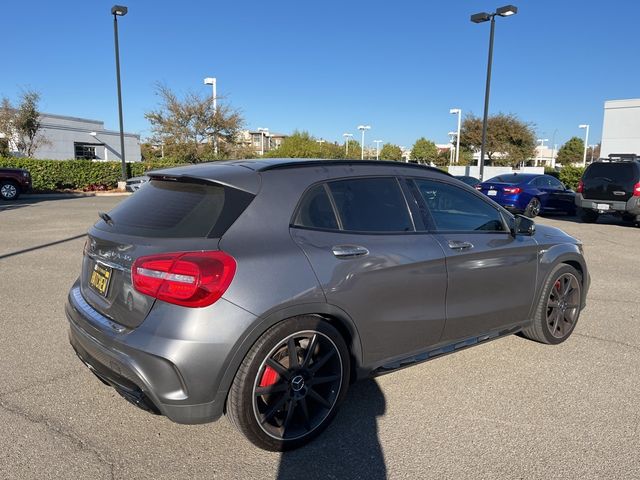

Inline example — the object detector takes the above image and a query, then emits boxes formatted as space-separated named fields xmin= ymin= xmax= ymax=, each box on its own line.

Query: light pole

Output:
xmin=343 ymin=133 xmax=353 ymax=157
xmin=204 ymin=77 xmax=217 ymax=155
xmin=374 ymin=140 xmax=382 ymax=160
xmin=449 ymin=108 xmax=462 ymax=164
xmin=111 ymin=5 xmax=128 ymax=182
xmin=471 ymin=4 xmax=518 ymax=180
xmin=257 ymin=128 xmax=269 ymax=156
xmin=447 ymin=132 xmax=457 ymax=163
xmin=579 ymin=124 xmax=589 ymax=166
xmin=357 ymin=125 xmax=371 ymax=160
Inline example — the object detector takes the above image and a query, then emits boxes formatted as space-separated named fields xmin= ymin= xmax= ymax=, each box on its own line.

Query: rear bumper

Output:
xmin=65 ymin=281 xmax=258 ymax=424
xmin=575 ymin=194 xmax=640 ymax=217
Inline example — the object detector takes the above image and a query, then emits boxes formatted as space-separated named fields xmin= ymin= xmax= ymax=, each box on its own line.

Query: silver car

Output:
xmin=66 ymin=159 xmax=590 ymax=450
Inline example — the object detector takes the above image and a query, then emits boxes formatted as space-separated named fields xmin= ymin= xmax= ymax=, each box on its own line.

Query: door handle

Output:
xmin=447 ymin=240 xmax=474 ymax=250
xmin=332 ymin=245 xmax=369 ymax=258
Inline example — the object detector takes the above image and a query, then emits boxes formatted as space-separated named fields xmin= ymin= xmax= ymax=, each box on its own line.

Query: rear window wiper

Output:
xmin=98 ymin=212 xmax=114 ymax=226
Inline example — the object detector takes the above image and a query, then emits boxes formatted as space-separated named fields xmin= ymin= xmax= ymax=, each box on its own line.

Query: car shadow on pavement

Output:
xmin=277 ymin=379 xmax=387 ymax=480
xmin=0 ymin=233 xmax=86 ymax=260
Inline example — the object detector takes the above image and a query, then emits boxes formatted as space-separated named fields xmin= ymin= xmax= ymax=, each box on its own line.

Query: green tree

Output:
xmin=459 ymin=113 xmax=536 ymax=167
xmin=410 ymin=137 xmax=438 ymax=163
xmin=556 ymin=137 xmax=585 ymax=166
xmin=379 ymin=143 xmax=403 ymax=161
xmin=0 ymin=90 xmax=49 ymax=157
xmin=266 ymin=132 xmax=359 ymax=159
xmin=145 ymin=83 xmax=245 ymax=162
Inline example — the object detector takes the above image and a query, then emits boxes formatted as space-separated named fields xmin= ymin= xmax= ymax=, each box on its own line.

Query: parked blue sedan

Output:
xmin=477 ymin=173 xmax=576 ymax=217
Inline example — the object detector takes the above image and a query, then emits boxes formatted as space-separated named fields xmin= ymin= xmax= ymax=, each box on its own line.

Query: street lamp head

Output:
xmin=204 ymin=77 xmax=216 ymax=85
xmin=449 ymin=108 xmax=461 ymax=114
xmin=111 ymin=5 xmax=128 ymax=16
xmin=343 ymin=133 xmax=353 ymax=138
xmin=470 ymin=12 xmax=491 ymax=23
xmin=578 ymin=124 xmax=589 ymax=129
xmin=496 ymin=5 xmax=518 ymax=16
xmin=448 ymin=131 xmax=457 ymax=136
xmin=357 ymin=125 xmax=371 ymax=131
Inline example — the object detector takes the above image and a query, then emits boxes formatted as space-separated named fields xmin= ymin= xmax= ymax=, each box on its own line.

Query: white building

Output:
xmin=601 ymin=98 xmax=640 ymax=159
xmin=11 ymin=112 xmax=141 ymax=162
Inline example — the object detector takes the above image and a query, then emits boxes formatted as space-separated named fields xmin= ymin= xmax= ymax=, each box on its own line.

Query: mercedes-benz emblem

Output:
xmin=291 ymin=375 xmax=305 ymax=392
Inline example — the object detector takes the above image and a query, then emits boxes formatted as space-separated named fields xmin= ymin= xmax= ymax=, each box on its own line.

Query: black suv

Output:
xmin=575 ymin=155 xmax=640 ymax=224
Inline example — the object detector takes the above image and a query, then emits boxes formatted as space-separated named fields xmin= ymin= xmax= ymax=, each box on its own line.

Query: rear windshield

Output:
xmin=95 ymin=180 xmax=254 ymax=238
xmin=584 ymin=162 xmax=638 ymax=184
xmin=486 ymin=174 xmax=533 ymax=184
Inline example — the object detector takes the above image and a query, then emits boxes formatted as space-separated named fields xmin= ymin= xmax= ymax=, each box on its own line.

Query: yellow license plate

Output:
xmin=90 ymin=263 xmax=112 ymax=296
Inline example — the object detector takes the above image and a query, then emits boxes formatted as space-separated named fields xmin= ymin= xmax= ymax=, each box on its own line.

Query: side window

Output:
xmin=328 ymin=178 xmax=413 ymax=232
xmin=547 ymin=176 xmax=565 ymax=190
xmin=413 ymin=179 xmax=507 ymax=232
xmin=293 ymin=184 xmax=339 ymax=230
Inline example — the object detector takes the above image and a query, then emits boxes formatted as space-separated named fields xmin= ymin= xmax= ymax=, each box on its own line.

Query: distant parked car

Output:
xmin=125 ymin=175 xmax=150 ymax=192
xmin=575 ymin=155 xmax=640 ymax=224
xmin=0 ymin=167 xmax=32 ymax=200
xmin=454 ymin=175 xmax=480 ymax=188
xmin=477 ymin=173 xmax=576 ymax=218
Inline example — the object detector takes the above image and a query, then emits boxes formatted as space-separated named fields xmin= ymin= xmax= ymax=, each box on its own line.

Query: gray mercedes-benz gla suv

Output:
xmin=66 ymin=159 xmax=590 ymax=450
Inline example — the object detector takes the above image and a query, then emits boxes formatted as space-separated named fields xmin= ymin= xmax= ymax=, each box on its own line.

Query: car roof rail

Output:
xmin=597 ymin=153 xmax=640 ymax=163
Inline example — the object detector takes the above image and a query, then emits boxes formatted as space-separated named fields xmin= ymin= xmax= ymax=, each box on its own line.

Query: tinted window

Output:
xmin=547 ymin=176 xmax=565 ymax=189
xmin=328 ymin=178 xmax=413 ymax=232
xmin=293 ymin=185 xmax=339 ymax=230
xmin=487 ymin=174 xmax=533 ymax=184
xmin=95 ymin=180 xmax=253 ymax=238
xmin=584 ymin=162 xmax=638 ymax=184
xmin=414 ymin=179 xmax=506 ymax=232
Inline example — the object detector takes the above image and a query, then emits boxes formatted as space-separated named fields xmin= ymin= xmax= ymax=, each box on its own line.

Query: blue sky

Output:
xmin=2 ymin=0 xmax=638 ymax=149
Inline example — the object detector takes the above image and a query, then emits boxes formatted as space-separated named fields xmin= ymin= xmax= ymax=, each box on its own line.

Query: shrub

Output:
xmin=557 ymin=165 xmax=584 ymax=190
xmin=0 ymin=158 xmax=185 ymax=192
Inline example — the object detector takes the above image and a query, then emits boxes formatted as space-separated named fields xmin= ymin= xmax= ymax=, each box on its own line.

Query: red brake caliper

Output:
xmin=259 ymin=365 xmax=280 ymax=387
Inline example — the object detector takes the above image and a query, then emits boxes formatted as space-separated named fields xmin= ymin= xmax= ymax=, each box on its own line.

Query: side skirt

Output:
xmin=372 ymin=325 xmax=523 ymax=376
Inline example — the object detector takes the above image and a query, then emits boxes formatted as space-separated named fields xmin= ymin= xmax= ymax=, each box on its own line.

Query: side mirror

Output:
xmin=512 ymin=214 xmax=536 ymax=236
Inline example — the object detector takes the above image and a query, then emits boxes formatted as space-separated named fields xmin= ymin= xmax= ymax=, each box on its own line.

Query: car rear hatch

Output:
xmin=582 ymin=162 xmax=639 ymax=201
xmin=80 ymin=168 xmax=258 ymax=329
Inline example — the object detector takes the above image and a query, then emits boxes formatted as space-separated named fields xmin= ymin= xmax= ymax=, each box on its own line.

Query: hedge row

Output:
xmin=0 ymin=158 xmax=185 ymax=191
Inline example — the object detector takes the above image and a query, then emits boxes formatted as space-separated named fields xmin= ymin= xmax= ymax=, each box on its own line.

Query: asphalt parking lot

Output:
xmin=1 ymin=196 xmax=639 ymax=480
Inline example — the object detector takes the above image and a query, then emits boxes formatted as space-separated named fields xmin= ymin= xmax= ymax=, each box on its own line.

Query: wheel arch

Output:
xmin=219 ymin=303 xmax=364 ymax=413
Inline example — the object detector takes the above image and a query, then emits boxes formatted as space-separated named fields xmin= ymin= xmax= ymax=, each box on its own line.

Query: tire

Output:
xmin=0 ymin=180 xmax=20 ymax=200
xmin=524 ymin=197 xmax=541 ymax=218
xmin=521 ymin=264 xmax=582 ymax=345
xmin=226 ymin=315 xmax=350 ymax=451
xmin=578 ymin=207 xmax=598 ymax=223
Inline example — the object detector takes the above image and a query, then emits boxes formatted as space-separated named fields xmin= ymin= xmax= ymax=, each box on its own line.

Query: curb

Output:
xmin=22 ymin=192 xmax=132 ymax=199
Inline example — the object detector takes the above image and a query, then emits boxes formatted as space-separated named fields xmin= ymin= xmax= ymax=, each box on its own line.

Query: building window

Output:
xmin=74 ymin=143 xmax=97 ymax=160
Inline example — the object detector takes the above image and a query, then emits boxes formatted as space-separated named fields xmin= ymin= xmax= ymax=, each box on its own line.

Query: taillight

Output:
xmin=577 ymin=180 xmax=584 ymax=193
xmin=132 ymin=251 xmax=236 ymax=308
xmin=503 ymin=186 xmax=521 ymax=194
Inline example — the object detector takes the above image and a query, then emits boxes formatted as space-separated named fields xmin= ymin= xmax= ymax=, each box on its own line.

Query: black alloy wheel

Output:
xmin=252 ymin=330 xmax=343 ymax=442
xmin=545 ymin=273 xmax=581 ymax=339
xmin=521 ymin=263 xmax=582 ymax=344
xmin=226 ymin=316 xmax=350 ymax=451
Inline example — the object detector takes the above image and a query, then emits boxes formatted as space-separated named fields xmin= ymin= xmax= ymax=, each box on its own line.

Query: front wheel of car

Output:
xmin=226 ymin=316 xmax=350 ymax=451
xmin=524 ymin=197 xmax=541 ymax=218
xmin=521 ymin=264 xmax=582 ymax=345
xmin=0 ymin=180 xmax=20 ymax=200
